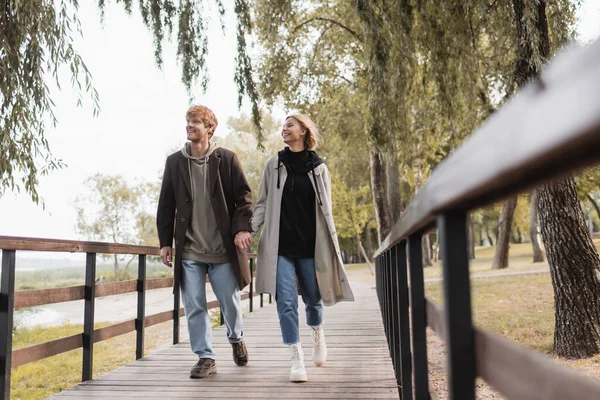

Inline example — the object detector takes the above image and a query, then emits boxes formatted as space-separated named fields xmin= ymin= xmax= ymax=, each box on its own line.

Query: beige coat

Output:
xmin=251 ymin=155 xmax=354 ymax=306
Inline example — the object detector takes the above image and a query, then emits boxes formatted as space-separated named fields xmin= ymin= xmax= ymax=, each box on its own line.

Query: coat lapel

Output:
xmin=178 ymin=155 xmax=192 ymax=196
xmin=209 ymin=150 xmax=222 ymax=196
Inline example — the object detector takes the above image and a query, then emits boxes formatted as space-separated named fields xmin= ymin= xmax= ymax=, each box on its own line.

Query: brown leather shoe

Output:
xmin=232 ymin=341 xmax=248 ymax=366
xmin=190 ymin=358 xmax=217 ymax=378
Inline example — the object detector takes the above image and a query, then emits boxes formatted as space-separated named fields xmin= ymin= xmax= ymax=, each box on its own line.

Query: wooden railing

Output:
xmin=0 ymin=236 xmax=269 ymax=400
xmin=373 ymin=39 xmax=600 ymax=399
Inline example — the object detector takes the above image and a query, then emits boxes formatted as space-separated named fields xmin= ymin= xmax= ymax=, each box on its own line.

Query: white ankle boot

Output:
xmin=289 ymin=342 xmax=308 ymax=382
xmin=311 ymin=326 xmax=327 ymax=367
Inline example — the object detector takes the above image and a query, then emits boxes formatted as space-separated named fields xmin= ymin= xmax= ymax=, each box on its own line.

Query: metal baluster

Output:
xmin=438 ymin=211 xmax=475 ymax=400
xmin=82 ymin=253 xmax=96 ymax=381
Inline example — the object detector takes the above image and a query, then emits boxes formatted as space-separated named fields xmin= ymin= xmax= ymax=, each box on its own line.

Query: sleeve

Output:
xmin=230 ymin=152 xmax=254 ymax=235
xmin=250 ymin=158 xmax=271 ymax=235
xmin=156 ymin=159 xmax=176 ymax=248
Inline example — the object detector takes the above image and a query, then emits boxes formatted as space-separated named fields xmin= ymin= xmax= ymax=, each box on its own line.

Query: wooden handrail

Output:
xmin=10 ymin=293 xmax=251 ymax=368
xmin=375 ymin=39 xmax=600 ymax=257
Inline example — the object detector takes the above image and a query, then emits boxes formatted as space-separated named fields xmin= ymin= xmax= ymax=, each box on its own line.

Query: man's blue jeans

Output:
xmin=180 ymin=259 xmax=243 ymax=359
xmin=276 ymin=256 xmax=324 ymax=345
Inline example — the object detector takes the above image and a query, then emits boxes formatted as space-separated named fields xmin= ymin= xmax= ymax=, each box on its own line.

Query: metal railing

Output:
xmin=374 ymin=39 xmax=600 ymax=399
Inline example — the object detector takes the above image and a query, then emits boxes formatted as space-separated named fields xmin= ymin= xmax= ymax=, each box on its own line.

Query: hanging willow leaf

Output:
xmin=1 ymin=0 xmax=262 ymax=204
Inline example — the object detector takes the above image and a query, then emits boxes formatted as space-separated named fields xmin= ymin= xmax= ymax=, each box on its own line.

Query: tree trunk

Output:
xmin=530 ymin=189 xmax=545 ymax=262
xmin=484 ymin=218 xmax=494 ymax=246
xmin=113 ymin=254 xmax=119 ymax=281
xmin=370 ymin=149 xmax=393 ymax=243
xmin=365 ymin=226 xmax=374 ymax=259
xmin=538 ymin=177 xmax=600 ymax=358
xmin=587 ymin=193 xmax=600 ymax=223
xmin=422 ymin=234 xmax=432 ymax=267
xmin=386 ymin=152 xmax=403 ymax=223
xmin=492 ymin=196 xmax=518 ymax=269
xmin=468 ymin=214 xmax=476 ymax=260
xmin=356 ymin=234 xmax=374 ymax=275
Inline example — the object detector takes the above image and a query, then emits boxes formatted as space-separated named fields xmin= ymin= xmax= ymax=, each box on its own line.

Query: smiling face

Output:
xmin=281 ymin=117 xmax=306 ymax=148
xmin=186 ymin=114 xmax=210 ymax=143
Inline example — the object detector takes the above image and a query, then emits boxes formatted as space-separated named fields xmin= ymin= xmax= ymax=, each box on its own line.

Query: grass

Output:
xmin=10 ymin=303 xmax=239 ymax=399
xmin=11 ymin=320 xmax=175 ymax=399
xmin=344 ymin=240 xmax=600 ymax=380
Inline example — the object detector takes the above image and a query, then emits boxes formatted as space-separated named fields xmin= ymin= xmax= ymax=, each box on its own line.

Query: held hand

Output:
xmin=234 ymin=231 xmax=252 ymax=249
xmin=160 ymin=246 xmax=173 ymax=268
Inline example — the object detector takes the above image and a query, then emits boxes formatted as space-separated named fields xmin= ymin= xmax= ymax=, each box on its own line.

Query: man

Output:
xmin=157 ymin=104 xmax=253 ymax=378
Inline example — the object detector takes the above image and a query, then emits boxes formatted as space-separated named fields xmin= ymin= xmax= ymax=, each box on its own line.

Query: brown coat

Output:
xmin=157 ymin=147 xmax=253 ymax=290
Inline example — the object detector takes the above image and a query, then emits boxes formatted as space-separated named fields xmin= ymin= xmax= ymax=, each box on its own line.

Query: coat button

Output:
xmin=185 ymin=197 xmax=190 ymax=202
xmin=175 ymin=240 xmax=180 ymax=245
xmin=180 ymin=217 xmax=185 ymax=222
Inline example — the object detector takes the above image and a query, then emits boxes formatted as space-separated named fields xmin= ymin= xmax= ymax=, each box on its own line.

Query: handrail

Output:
xmin=0 ymin=236 xmax=265 ymax=400
xmin=375 ymin=39 xmax=600 ymax=258
xmin=373 ymin=38 xmax=600 ymax=400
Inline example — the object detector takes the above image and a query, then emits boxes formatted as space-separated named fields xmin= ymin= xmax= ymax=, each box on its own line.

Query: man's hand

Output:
xmin=160 ymin=246 xmax=173 ymax=267
xmin=234 ymin=231 xmax=252 ymax=250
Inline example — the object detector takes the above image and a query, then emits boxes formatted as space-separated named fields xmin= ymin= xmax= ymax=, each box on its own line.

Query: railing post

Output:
xmin=249 ymin=258 xmax=254 ymax=313
xmin=381 ymin=250 xmax=390 ymax=350
xmin=391 ymin=242 xmax=413 ymax=400
xmin=438 ymin=211 xmax=475 ymax=400
xmin=82 ymin=252 xmax=96 ymax=382
xmin=260 ymin=293 xmax=264 ymax=308
xmin=0 ymin=250 xmax=16 ymax=400
xmin=136 ymin=255 xmax=146 ymax=360
xmin=408 ymin=233 xmax=431 ymax=400
xmin=269 ymin=294 xmax=272 ymax=304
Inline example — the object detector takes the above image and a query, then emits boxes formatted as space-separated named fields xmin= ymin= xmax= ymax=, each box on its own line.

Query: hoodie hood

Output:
xmin=181 ymin=142 xmax=220 ymax=200
xmin=277 ymin=147 xmax=324 ymax=206
xmin=277 ymin=147 xmax=323 ymax=173
xmin=181 ymin=141 xmax=220 ymax=163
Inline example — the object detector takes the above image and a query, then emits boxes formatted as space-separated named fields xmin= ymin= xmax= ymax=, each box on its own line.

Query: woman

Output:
xmin=248 ymin=113 xmax=354 ymax=382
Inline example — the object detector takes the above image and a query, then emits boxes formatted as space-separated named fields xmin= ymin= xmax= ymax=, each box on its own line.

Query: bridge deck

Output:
xmin=50 ymin=282 xmax=398 ymax=399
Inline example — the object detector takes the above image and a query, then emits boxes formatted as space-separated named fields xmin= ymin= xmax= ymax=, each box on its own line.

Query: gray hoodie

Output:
xmin=180 ymin=142 xmax=229 ymax=263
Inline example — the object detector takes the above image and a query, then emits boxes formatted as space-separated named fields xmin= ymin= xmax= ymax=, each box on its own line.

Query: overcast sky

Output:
xmin=0 ymin=1 xmax=599 ymax=244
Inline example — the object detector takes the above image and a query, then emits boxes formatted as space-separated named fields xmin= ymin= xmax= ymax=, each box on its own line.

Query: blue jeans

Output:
xmin=276 ymin=256 xmax=324 ymax=345
xmin=180 ymin=259 xmax=243 ymax=359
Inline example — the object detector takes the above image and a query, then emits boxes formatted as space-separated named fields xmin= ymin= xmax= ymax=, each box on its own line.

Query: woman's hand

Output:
xmin=234 ymin=231 xmax=252 ymax=249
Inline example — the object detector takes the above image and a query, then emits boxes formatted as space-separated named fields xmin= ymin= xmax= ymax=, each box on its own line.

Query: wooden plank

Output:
xmin=14 ymin=277 xmax=250 ymax=309
xmin=14 ymin=286 xmax=85 ymax=308
xmin=375 ymin=39 xmax=600 ymax=257
xmin=94 ymin=321 xmax=136 ymax=343
xmin=474 ymin=327 xmax=600 ymax=399
xmin=0 ymin=236 xmax=160 ymax=255
xmin=15 ymin=278 xmax=173 ymax=308
xmin=50 ymin=284 xmax=398 ymax=399
xmin=11 ymin=334 xmax=82 ymax=368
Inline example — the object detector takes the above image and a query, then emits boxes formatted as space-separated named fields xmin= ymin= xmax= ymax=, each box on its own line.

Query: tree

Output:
xmin=331 ymin=173 xmax=374 ymax=274
xmin=75 ymin=174 xmax=159 ymax=280
xmin=1 ymin=0 xmax=261 ymax=204
xmin=511 ymin=0 xmax=600 ymax=358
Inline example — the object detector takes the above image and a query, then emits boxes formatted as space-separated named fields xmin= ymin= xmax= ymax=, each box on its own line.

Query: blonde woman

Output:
xmin=248 ymin=114 xmax=354 ymax=382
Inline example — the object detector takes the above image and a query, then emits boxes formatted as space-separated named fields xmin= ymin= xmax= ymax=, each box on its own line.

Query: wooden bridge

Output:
xmin=2 ymin=33 xmax=600 ymax=400
xmin=49 ymin=282 xmax=397 ymax=399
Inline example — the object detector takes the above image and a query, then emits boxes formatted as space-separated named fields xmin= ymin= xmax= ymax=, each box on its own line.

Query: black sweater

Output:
xmin=277 ymin=148 xmax=323 ymax=259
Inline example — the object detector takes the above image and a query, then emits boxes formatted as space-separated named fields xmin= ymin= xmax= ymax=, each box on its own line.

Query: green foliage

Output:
xmin=0 ymin=0 xmax=99 ymax=204
xmin=2 ymin=0 xmax=262 ymax=204
xmin=331 ymin=171 xmax=373 ymax=240
xmin=74 ymin=174 xmax=160 ymax=279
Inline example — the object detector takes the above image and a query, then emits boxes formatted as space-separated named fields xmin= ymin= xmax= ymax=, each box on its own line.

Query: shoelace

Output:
xmin=291 ymin=346 xmax=304 ymax=369
xmin=313 ymin=329 xmax=324 ymax=350
xmin=234 ymin=343 xmax=245 ymax=358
